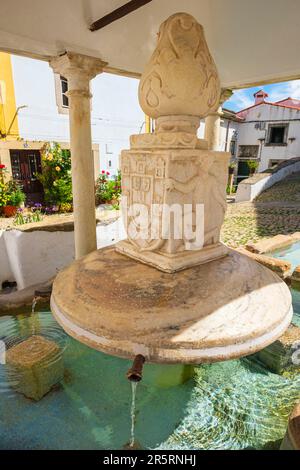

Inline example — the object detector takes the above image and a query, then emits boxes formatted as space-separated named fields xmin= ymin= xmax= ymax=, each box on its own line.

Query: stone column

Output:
xmin=49 ymin=53 xmax=107 ymax=259
xmin=204 ymin=89 xmax=233 ymax=151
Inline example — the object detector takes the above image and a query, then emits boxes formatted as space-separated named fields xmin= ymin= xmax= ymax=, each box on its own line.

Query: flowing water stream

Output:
xmin=130 ymin=381 xmax=138 ymax=448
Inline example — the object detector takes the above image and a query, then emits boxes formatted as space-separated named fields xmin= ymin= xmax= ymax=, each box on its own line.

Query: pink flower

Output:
xmin=0 ymin=164 xmax=6 ymax=169
xmin=101 ymin=170 xmax=105 ymax=174
xmin=106 ymin=171 xmax=110 ymax=176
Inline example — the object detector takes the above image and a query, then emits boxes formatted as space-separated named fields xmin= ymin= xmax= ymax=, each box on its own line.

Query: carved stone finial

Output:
xmin=138 ymin=12 xmax=221 ymax=119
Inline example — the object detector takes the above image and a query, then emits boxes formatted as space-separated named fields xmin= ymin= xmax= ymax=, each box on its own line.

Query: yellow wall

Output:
xmin=0 ymin=52 xmax=19 ymax=141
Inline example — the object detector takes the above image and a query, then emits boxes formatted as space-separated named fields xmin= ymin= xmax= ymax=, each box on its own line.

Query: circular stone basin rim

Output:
xmin=50 ymin=247 xmax=293 ymax=364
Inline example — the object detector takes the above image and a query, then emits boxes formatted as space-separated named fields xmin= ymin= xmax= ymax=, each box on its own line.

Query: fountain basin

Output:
xmin=51 ymin=246 xmax=292 ymax=364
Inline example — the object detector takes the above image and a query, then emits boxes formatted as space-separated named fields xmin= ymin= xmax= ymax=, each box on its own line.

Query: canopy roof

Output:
xmin=0 ymin=0 xmax=300 ymax=88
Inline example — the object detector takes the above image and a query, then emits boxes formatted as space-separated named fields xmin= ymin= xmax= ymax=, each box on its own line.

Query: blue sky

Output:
xmin=224 ymin=80 xmax=300 ymax=112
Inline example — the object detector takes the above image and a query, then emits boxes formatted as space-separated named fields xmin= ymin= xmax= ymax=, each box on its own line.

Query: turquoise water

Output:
xmin=270 ymin=241 xmax=300 ymax=271
xmin=1 ymin=238 xmax=300 ymax=450
xmin=268 ymin=240 xmax=300 ymax=327
xmin=0 ymin=307 xmax=299 ymax=450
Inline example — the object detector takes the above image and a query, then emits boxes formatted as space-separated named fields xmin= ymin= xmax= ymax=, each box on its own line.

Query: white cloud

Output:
xmin=266 ymin=80 xmax=300 ymax=102
xmin=224 ymin=79 xmax=300 ymax=112
xmin=224 ymin=89 xmax=253 ymax=111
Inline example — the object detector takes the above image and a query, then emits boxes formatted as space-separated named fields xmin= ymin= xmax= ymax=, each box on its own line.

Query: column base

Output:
xmin=115 ymin=240 xmax=228 ymax=273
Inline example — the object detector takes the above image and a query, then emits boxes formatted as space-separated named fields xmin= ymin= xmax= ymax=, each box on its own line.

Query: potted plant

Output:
xmin=3 ymin=181 xmax=26 ymax=217
xmin=228 ymin=162 xmax=236 ymax=175
xmin=246 ymin=160 xmax=259 ymax=176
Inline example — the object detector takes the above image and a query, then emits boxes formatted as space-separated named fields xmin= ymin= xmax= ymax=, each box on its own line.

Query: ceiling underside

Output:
xmin=0 ymin=0 xmax=300 ymax=88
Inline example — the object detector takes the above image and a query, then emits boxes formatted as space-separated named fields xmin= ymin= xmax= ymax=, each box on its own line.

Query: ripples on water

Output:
xmin=0 ymin=308 xmax=299 ymax=450
xmin=158 ymin=359 xmax=300 ymax=450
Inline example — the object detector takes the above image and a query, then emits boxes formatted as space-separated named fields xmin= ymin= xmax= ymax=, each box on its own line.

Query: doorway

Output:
xmin=10 ymin=150 xmax=44 ymax=205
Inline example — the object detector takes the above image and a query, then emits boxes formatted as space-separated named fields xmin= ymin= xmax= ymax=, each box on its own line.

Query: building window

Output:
xmin=54 ymin=73 xmax=69 ymax=114
xmin=238 ymin=145 xmax=259 ymax=159
xmin=60 ymin=76 xmax=69 ymax=108
xmin=266 ymin=123 xmax=289 ymax=146
xmin=108 ymin=160 xmax=112 ymax=167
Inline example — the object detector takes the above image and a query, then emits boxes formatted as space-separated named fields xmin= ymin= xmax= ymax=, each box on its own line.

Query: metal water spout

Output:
xmin=126 ymin=355 xmax=145 ymax=382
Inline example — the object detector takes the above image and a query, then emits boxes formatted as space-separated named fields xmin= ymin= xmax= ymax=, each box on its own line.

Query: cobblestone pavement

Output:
xmin=221 ymin=172 xmax=300 ymax=248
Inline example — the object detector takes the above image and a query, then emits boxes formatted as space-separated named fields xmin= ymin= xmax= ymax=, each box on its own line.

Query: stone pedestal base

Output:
xmin=6 ymin=335 xmax=63 ymax=401
xmin=116 ymin=240 xmax=228 ymax=273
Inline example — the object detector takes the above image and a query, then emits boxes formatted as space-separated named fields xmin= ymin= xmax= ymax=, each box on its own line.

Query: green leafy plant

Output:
xmin=5 ymin=180 xmax=25 ymax=206
xmin=14 ymin=206 xmax=43 ymax=225
xmin=0 ymin=164 xmax=9 ymax=208
xmin=36 ymin=142 xmax=72 ymax=210
xmin=226 ymin=184 xmax=237 ymax=195
xmin=246 ymin=160 xmax=259 ymax=175
xmin=0 ymin=165 xmax=25 ymax=210
xmin=0 ymin=181 xmax=8 ymax=207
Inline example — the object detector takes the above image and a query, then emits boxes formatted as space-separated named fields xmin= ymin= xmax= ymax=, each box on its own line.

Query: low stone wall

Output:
xmin=4 ymin=229 xmax=75 ymax=290
xmin=0 ymin=230 xmax=14 ymax=287
xmin=0 ymin=220 xmax=75 ymax=291
xmin=237 ymin=247 xmax=292 ymax=279
xmin=240 ymin=233 xmax=300 ymax=280
xmin=235 ymin=158 xmax=300 ymax=203
xmin=246 ymin=233 xmax=300 ymax=254
xmin=0 ymin=213 xmax=124 ymax=293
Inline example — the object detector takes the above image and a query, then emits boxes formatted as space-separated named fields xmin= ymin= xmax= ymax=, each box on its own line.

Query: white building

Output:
xmin=234 ymin=90 xmax=300 ymax=183
xmin=6 ymin=54 xmax=144 ymax=178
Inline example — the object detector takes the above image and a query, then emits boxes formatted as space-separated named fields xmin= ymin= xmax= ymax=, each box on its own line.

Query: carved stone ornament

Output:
xmin=116 ymin=13 xmax=229 ymax=273
xmin=138 ymin=12 xmax=221 ymax=119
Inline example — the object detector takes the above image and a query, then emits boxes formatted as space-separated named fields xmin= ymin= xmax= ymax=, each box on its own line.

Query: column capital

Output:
xmin=49 ymin=52 xmax=107 ymax=91
xmin=220 ymin=88 xmax=233 ymax=105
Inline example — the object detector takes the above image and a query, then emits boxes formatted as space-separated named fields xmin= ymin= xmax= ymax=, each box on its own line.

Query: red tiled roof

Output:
xmin=236 ymin=100 xmax=300 ymax=116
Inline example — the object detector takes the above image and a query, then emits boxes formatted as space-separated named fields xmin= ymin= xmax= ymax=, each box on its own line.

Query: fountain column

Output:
xmin=204 ymin=89 xmax=233 ymax=151
xmin=49 ymin=53 xmax=107 ymax=259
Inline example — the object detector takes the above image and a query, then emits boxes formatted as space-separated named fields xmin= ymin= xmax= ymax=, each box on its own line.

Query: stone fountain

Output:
xmin=51 ymin=13 xmax=292 ymax=364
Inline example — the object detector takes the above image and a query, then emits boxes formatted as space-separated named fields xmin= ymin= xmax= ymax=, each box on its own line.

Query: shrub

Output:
xmin=0 ymin=181 xmax=8 ymax=207
xmin=37 ymin=142 xmax=72 ymax=209
xmin=95 ymin=171 xmax=121 ymax=207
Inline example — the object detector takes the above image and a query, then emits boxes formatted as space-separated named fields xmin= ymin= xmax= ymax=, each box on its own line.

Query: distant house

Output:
xmin=234 ymin=90 xmax=300 ymax=183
